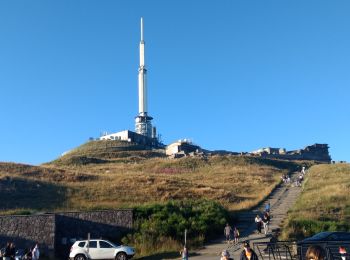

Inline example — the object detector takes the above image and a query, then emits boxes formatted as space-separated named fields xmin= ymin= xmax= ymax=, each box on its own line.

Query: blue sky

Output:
xmin=0 ymin=1 xmax=349 ymax=165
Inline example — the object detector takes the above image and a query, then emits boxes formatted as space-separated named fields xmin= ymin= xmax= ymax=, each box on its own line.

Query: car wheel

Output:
xmin=116 ymin=252 xmax=127 ymax=260
xmin=74 ymin=254 xmax=87 ymax=260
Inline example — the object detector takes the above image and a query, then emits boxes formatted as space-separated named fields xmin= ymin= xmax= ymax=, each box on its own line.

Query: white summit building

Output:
xmin=100 ymin=18 xmax=160 ymax=147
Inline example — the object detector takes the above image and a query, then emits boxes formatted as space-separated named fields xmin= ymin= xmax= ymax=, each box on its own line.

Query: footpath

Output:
xmin=187 ymin=172 xmax=303 ymax=260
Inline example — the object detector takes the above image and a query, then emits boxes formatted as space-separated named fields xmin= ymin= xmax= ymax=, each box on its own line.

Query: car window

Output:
xmin=334 ymin=233 xmax=350 ymax=240
xmin=78 ymin=242 xmax=86 ymax=248
xmin=99 ymin=241 xmax=114 ymax=248
xmin=328 ymin=234 xmax=338 ymax=240
xmin=88 ymin=241 xmax=97 ymax=248
xmin=312 ymin=232 xmax=332 ymax=240
xmin=109 ymin=241 xmax=119 ymax=247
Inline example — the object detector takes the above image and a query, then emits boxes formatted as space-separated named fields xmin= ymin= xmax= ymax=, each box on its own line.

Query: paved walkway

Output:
xmin=187 ymin=173 xmax=302 ymax=260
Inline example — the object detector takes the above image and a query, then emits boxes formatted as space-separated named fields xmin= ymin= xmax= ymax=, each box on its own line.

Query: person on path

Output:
xmin=3 ymin=242 xmax=11 ymax=260
xmin=299 ymin=174 xmax=304 ymax=182
xmin=265 ymin=202 xmax=270 ymax=213
xmin=31 ymin=244 xmax=40 ymax=260
xmin=255 ymin=215 xmax=262 ymax=234
xmin=262 ymin=212 xmax=270 ymax=235
xmin=180 ymin=246 xmax=188 ymax=260
xmin=221 ymin=250 xmax=233 ymax=260
xmin=233 ymin=226 xmax=240 ymax=244
xmin=224 ymin=223 xmax=233 ymax=244
xmin=9 ymin=243 xmax=16 ymax=260
xmin=305 ymin=245 xmax=325 ymax=260
xmin=287 ymin=176 xmax=291 ymax=184
xmin=339 ymin=246 xmax=347 ymax=260
xmin=24 ymin=248 xmax=32 ymax=260
xmin=240 ymin=241 xmax=258 ymax=260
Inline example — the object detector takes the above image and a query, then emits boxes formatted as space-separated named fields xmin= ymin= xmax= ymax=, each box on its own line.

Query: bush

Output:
xmin=123 ymin=200 xmax=229 ymax=257
xmin=283 ymin=218 xmax=350 ymax=240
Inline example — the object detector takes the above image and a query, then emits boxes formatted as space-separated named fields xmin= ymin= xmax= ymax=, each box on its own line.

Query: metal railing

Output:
xmin=254 ymin=241 xmax=298 ymax=260
xmin=297 ymin=241 xmax=350 ymax=260
xmin=253 ymin=241 xmax=350 ymax=260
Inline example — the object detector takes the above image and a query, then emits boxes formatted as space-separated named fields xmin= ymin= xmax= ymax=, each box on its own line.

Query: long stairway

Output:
xmin=188 ymin=172 xmax=303 ymax=260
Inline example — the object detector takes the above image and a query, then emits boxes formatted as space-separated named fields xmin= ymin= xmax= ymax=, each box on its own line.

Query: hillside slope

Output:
xmin=51 ymin=140 xmax=165 ymax=165
xmin=280 ymin=163 xmax=350 ymax=240
xmin=0 ymin=156 xmax=302 ymax=215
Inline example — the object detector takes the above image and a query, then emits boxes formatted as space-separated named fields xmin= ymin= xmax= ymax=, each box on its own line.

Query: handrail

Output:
xmin=254 ymin=241 xmax=297 ymax=260
xmin=253 ymin=241 xmax=350 ymax=260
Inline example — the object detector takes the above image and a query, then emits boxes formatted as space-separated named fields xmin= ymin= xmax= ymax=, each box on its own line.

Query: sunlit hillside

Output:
xmin=0 ymin=155 xmax=300 ymax=214
xmin=280 ymin=163 xmax=350 ymax=240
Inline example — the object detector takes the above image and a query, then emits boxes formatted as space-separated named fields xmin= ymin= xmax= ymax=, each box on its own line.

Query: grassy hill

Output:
xmin=280 ymin=163 xmax=350 ymax=240
xmin=52 ymin=140 xmax=165 ymax=165
xmin=0 ymin=155 xmax=301 ymax=214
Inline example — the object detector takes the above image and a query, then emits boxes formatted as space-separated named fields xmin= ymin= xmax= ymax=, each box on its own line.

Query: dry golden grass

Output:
xmin=289 ymin=163 xmax=350 ymax=220
xmin=280 ymin=163 xmax=350 ymax=240
xmin=0 ymin=156 xmax=299 ymax=214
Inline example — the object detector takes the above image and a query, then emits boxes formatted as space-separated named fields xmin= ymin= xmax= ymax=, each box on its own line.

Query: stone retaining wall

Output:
xmin=0 ymin=209 xmax=133 ymax=258
xmin=0 ymin=214 xmax=55 ymax=254
xmin=55 ymin=210 xmax=133 ymax=258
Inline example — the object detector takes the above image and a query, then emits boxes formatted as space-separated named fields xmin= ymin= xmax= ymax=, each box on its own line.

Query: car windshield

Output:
xmin=108 ymin=241 xmax=119 ymax=247
xmin=311 ymin=232 xmax=332 ymax=240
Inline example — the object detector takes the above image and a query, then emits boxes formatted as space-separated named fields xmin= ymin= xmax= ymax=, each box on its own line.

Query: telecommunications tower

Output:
xmin=135 ymin=17 xmax=154 ymax=138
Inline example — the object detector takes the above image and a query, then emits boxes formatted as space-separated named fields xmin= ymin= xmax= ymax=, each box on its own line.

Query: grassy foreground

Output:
xmin=280 ymin=163 xmax=350 ymax=240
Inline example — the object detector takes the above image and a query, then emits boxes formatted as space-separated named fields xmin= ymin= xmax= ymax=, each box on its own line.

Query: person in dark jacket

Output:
xmin=305 ymin=245 xmax=325 ymax=260
xmin=221 ymin=249 xmax=233 ymax=260
xmin=255 ymin=214 xmax=262 ymax=234
xmin=25 ymin=248 xmax=33 ymax=260
xmin=240 ymin=241 xmax=258 ymax=260
xmin=9 ymin=243 xmax=16 ymax=260
xmin=3 ymin=242 xmax=11 ymax=260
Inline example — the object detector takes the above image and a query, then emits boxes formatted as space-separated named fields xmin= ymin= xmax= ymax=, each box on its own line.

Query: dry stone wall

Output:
xmin=55 ymin=210 xmax=133 ymax=258
xmin=0 ymin=209 xmax=133 ymax=258
xmin=0 ymin=214 xmax=55 ymax=253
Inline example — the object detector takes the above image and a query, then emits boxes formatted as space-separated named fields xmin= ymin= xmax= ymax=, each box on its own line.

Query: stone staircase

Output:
xmin=187 ymin=172 xmax=303 ymax=260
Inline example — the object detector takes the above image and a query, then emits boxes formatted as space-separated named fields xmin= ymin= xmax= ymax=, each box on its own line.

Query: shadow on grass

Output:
xmin=0 ymin=176 xmax=67 ymax=211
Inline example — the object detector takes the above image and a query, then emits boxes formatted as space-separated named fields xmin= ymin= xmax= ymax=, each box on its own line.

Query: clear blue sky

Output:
xmin=1 ymin=1 xmax=349 ymax=165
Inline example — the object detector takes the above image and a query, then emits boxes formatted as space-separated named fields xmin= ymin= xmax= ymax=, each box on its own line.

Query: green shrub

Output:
xmin=283 ymin=218 xmax=350 ymax=240
xmin=123 ymin=200 xmax=229 ymax=257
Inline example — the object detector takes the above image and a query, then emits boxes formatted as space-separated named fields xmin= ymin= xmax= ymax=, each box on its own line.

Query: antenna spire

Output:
xmin=141 ymin=17 xmax=144 ymax=41
xmin=135 ymin=17 xmax=153 ymax=138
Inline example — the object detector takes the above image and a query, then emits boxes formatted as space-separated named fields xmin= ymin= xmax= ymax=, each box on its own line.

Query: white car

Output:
xmin=69 ymin=239 xmax=135 ymax=260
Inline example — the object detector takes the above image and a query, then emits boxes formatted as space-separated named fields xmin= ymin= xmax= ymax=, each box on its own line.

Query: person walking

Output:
xmin=233 ymin=226 xmax=240 ymax=244
xmin=24 ymin=248 xmax=32 ymax=260
xmin=262 ymin=212 xmax=270 ymax=235
xmin=265 ymin=202 xmax=270 ymax=213
xmin=221 ymin=250 xmax=233 ymax=260
xmin=339 ymin=246 xmax=347 ymax=260
xmin=255 ymin=214 xmax=262 ymax=234
xmin=240 ymin=241 xmax=258 ymax=260
xmin=9 ymin=243 xmax=16 ymax=260
xmin=224 ymin=223 xmax=233 ymax=244
xmin=305 ymin=245 xmax=326 ymax=260
xmin=180 ymin=245 xmax=188 ymax=260
xmin=3 ymin=242 xmax=11 ymax=260
xmin=31 ymin=244 xmax=40 ymax=260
